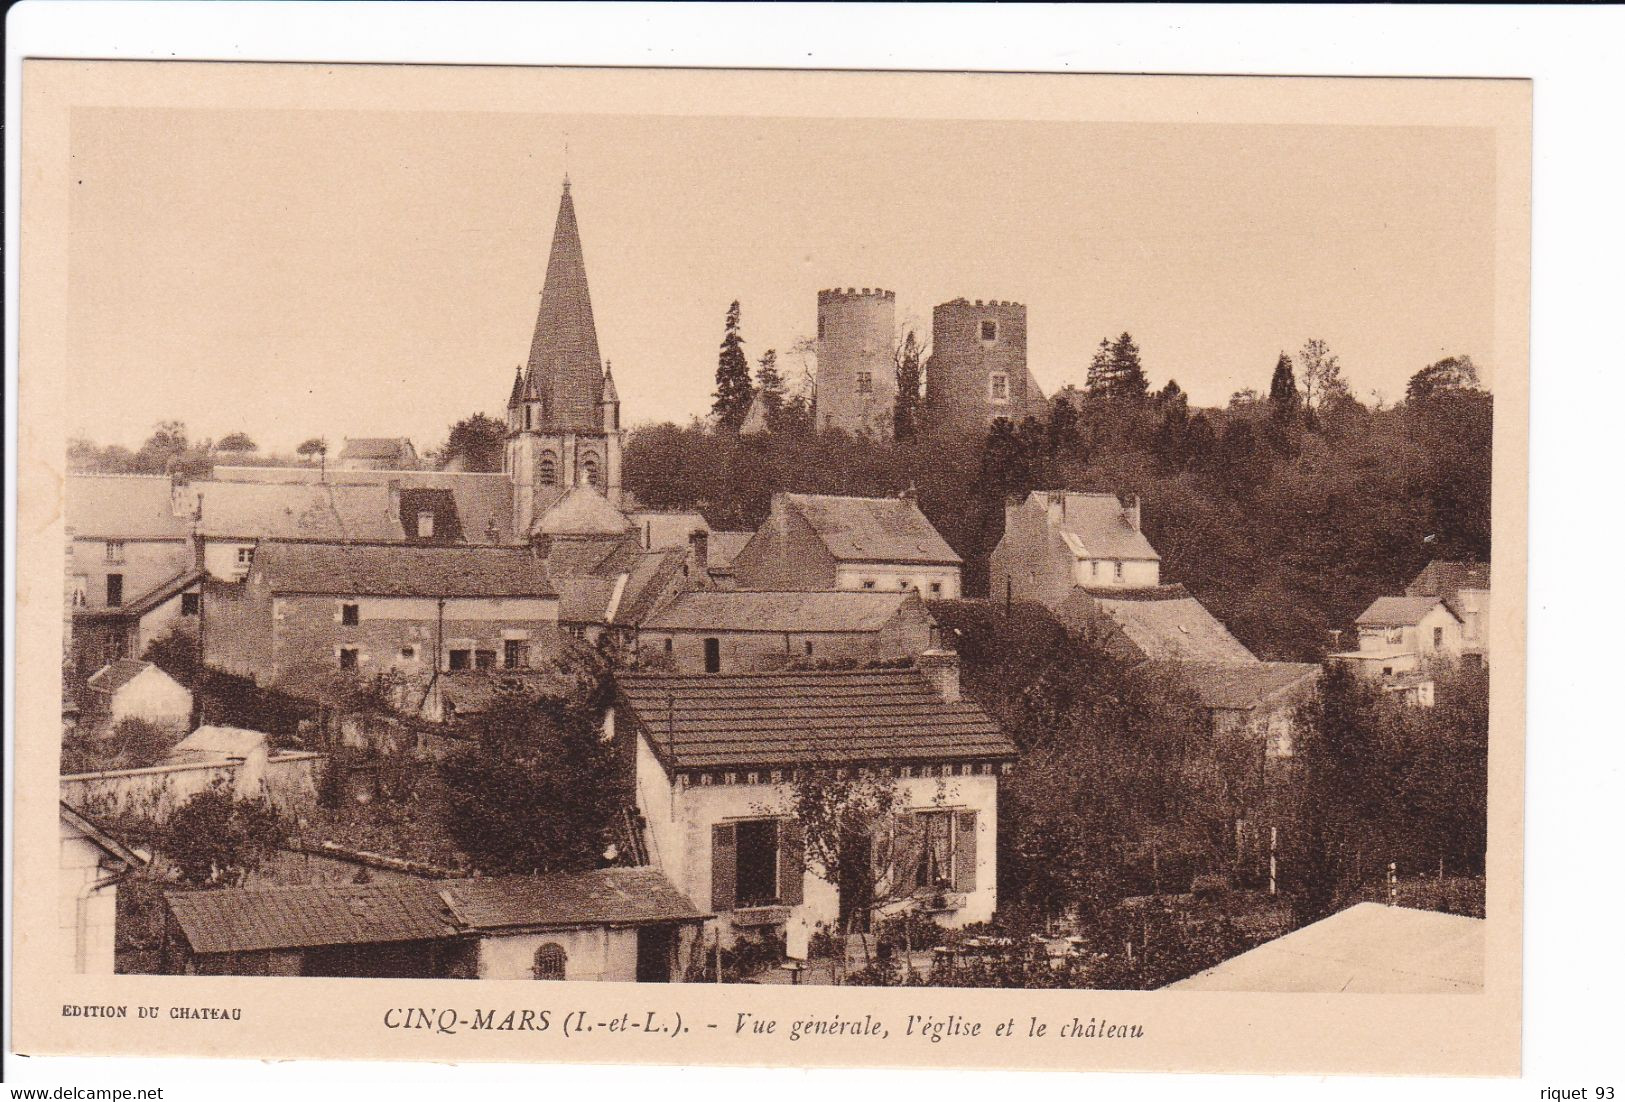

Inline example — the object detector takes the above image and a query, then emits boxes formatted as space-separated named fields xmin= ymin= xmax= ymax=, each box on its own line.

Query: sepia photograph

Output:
xmin=9 ymin=51 xmax=1531 ymax=1079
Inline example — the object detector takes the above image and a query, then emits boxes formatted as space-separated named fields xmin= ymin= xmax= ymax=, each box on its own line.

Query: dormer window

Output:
xmin=416 ymin=511 xmax=436 ymax=538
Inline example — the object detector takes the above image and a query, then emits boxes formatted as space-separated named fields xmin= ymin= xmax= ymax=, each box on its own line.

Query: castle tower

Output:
xmin=814 ymin=288 xmax=896 ymax=436
xmin=924 ymin=298 xmax=1042 ymax=431
xmin=504 ymin=177 xmax=624 ymax=533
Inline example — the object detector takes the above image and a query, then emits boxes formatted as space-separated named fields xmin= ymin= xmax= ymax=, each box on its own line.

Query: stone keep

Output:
xmin=925 ymin=298 xmax=1037 ymax=430
xmin=815 ymin=288 xmax=896 ymax=437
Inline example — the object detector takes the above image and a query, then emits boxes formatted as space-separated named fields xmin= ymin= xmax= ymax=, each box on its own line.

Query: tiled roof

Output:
xmin=66 ymin=475 xmax=190 ymax=539
xmin=706 ymin=531 xmax=754 ymax=571
xmin=202 ymin=471 xmax=516 ymax=544
xmin=782 ymin=493 xmax=961 ymax=565
xmin=642 ymin=590 xmax=920 ymax=634
xmin=338 ymin=437 xmax=417 ymax=463
xmin=1356 ymin=595 xmax=1457 ymax=627
xmin=251 ymin=541 xmax=555 ymax=598
xmin=525 ymin=181 xmax=606 ymax=432
xmin=1181 ymin=661 xmax=1320 ymax=712
xmin=1406 ymin=560 xmax=1490 ymax=617
xmin=195 ymin=481 xmax=402 ymax=541
xmin=618 ymin=669 xmax=1014 ymax=771
xmin=85 ymin=659 xmax=158 ymax=695
xmin=1057 ymin=586 xmax=1256 ymax=663
xmin=557 ymin=576 xmax=621 ymax=623
xmin=1030 ymin=491 xmax=1160 ymax=561
xmin=440 ymin=869 xmax=707 ymax=930
xmin=611 ymin=548 xmax=690 ymax=627
xmin=166 ymin=882 xmax=460 ymax=954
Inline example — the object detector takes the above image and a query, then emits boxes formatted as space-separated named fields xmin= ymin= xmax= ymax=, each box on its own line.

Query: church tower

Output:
xmin=504 ymin=177 xmax=625 ymax=532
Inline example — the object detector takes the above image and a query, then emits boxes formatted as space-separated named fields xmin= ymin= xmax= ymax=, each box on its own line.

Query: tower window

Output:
xmin=990 ymin=372 xmax=1009 ymax=401
xmin=525 ymin=407 xmax=532 ymax=431
xmin=338 ymin=647 xmax=359 ymax=671
xmin=856 ymin=371 xmax=873 ymax=395
xmin=538 ymin=453 xmax=558 ymax=485
xmin=581 ymin=456 xmax=600 ymax=487
xmin=818 ymin=314 xmax=826 ymax=340
xmin=981 ymin=320 xmax=998 ymax=342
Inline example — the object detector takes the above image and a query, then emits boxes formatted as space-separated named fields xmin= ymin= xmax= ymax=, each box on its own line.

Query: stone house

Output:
xmin=635 ymin=589 xmax=937 ymax=673
xmin=335 ymin=436 xmax=419 ymax=471
xmin=1406 ymin=560 xmax=1491 ymax=665
xmin=1181 ymin=661 xmax=1321 ymax=760
xmin=203 ymin=540 xmax=560 ymax=692
xmin=59 ymin=802 xmax=145 ymax=974
xmin=729 ymin=492 xmax=962 ymax=599
xmin=616 ymin=655 xmax=1015 ymax=952
xmin=989 ymin=490 xmax=1161 ymax=607
xmin=161 ymin=868 xmax=706 ymax=980
xmin=1330 ymin=595 xmax=1464 ymax=684
xmin=82 ymin=659 xmax=193 ymax=728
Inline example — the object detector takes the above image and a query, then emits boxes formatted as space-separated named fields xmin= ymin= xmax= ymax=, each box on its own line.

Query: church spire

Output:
xmin=525 ymin=177 xmax=603 ymax=432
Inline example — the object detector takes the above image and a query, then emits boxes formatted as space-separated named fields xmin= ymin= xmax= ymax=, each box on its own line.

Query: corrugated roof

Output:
xmin=619 ymin=669 xmax=1014 ymax=771
xmin=85 ymin=659 xmax=159 ymax=695
xmin=642 ymin=590 xmax=918 ymax=634
xmin=166 ymin=882 xmax=460 ymax=954
xmin=1058 ymin=586 xmax=1256 ymax=663
xmin=440 ymin=869 xmax=707 ymax=930
xmin=1032 ymin=492 xmax=1160 ymax=561
xmin=1168 ymin=903 xmax=1484 ymax=994
xmin=195 ymin=481 xmax=402 ymax=541
xmin=1181 ymin=661 xmax=1320 ymax=712
xmin=66 ymin=475 xmax=190 ymax=539
xmin=251 ymin=541 xmax=555 ymax=598
xmin=1356 ymin=595 xmax=1456 ymax=627
xmin=782 ymin=493 xmax=961 ymax=565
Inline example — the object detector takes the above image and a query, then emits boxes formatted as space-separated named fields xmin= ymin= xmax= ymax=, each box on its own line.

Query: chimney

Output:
xmin=898 ymin=485 xmax=918 ymax=504
xmin=1124 ymin=494 xmax=1141 ymax=532
xmin=918 ymin=648 xmax=961 ymax=703
xmin=1046 ymin=492 xmax=1063 ymax=528
xmin=689 ymin=528 xmax=709 ymax=573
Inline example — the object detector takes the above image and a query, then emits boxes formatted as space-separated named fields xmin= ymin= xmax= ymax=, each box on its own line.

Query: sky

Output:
xmin=66 ymin=106 xmax=1497 ymax=454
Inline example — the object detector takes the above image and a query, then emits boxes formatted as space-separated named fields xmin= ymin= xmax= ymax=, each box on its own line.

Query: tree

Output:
xmin=163 ymin=782 xmax=288 ymax=887
xmin=790 ymin=766 xmax=926 ymax=938
xmin=755 ymin=349 xmax=786 ymax=430
xmin=1268 ymin=353 xmax=1302 ymax=421
xmin=296 ymin=437 xmax=329 ymax=462
xmin=1106 ymin=333 xmax=1151 ymax=401
xmin=216 ymin=432 xmax=258 ymax=453
xmin=893 ymin=331 xmax=924 ymax=442
xmin=1046 ymin=392 xmax=1080 ymax=455
xmin=712 ymin=300 xmax=754 ymax=432
xmin=438 ymin=650 xmax=620 ymax=874
xmin=440 ymin=412 xmax=506 ymax=472
xmin=1085 ymin=338 xmax=1114 ymax=396
xmin=1297 ymin=338 xmax=1349 ymax=414
xmin=1406 ymin=355 xmax=1482 ymax=404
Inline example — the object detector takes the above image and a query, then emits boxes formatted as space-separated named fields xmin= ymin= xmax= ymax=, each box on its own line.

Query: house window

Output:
xmin=1113 ymin=561 xmax=1124 ymax=581
xmin=181 ymin=592 xmax=200 ymax=616
xmin=980 ymin=320 xmax=998 ymax=342
xmin=929 ymin=582 xmax=942 ymax=596
xmin=1432 ymin=626 xmax=1444 ymax=648
xmin=581 ymin=456 xmax=600 ymax=487
xmin=104 ymin=540 xmax=125 ymax=563
xmin=663 ymin=638 xmax=674 ymax=654
xmin=538 ymin=452 xmax=558 ymax=485
xmin=416 ymin=511 xmax=436 ymax=538
xmin=913 ymin=810 xmax=977 ymax=892
xmin=400 ymin=645 xmax=416 ymax=660
xmin=861 ymin=578 xmax=876 ymax=590
xmin=341 ymin=603 xmax=360 ymax=626
xmin=857 ymin=371 xmax=873 ymax=395
xmin=475 ymin=649 xmax=497 ymax=671
xmin=1386 ymin=627 xmax=1404 ymax=644
xmin=804 ymin=640 xmax=814 ymax=657
xmin=990 ymin=372 xmax=1009 ymax=402
xmin=735 ymin=820 xmax=780 ymax=907
xmin=532 ymin=943 xmax=567 ymax=980
xmin=504 ymin=639 xmax=528 ymax=669
xmin=1090 ymin=561 xmax=1100 ymax=579
xmin=71 ymin=575 xmax=88 ymax=607
xmin=235 ymin=546 xmax=254 ymax=572
xmin=703 ymin=638 xmax=721 ymax=674
xmin=105 ymin=574 xmax=124 ymax=607
xmin=448 ymin=649 xmax=471 ymax=672
xmin=338 ymin=647 xmax=359 ymax=671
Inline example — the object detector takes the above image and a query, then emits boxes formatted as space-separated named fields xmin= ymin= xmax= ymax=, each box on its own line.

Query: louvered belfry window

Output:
xmin=532 ymin=943 xmax=567 ymax=980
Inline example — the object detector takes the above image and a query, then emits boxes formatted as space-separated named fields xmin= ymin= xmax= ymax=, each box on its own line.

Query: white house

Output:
xmin=1330 ymin=594 xmax=1464 ymax=687
xmin=59 ymin=802 xmax=145 ymax=974
xmin=83 ymin=659 xmax=192 ymax=728
xmin=989 ymin=490 xmax=1161 ymax=608
xmin=616 ymin=653 xmax=1016 ymax=952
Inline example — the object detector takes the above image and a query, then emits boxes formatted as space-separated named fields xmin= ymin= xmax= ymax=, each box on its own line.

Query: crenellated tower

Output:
xmin=814 ymin=287 xmax=896 ymax=437
xmin=504 ymin=177 xmax=624 ymax=532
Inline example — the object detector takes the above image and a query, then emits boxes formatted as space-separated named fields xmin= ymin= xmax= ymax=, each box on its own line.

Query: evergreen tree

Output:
xmin=711 ymin=300 xmax=753 ymax=431
xmin=1085 ymin=338 xmax=1114 ymax=396
xmin=1268 ymin=352 xmax=1303 ymax=420
xmin=756 ymin=349 xmax=786 ymax=429
xmin=893 ymin=330 xmax=924 ymax=442
xmin=1046 ymin=393 xmax=1080 ymax=455
xmin=1106 ymin=332 xmax=1150 ymax=401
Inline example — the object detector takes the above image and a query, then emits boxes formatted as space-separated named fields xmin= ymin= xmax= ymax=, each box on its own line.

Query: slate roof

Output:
xmin=557 ymin=575 xmax=621 ymax=623
xmin=533 ymin=485 xmax=633 ymax=537
xmin=338 ymin=437 xmax=417 ymax=465
xmin=542 ymin=535 xmax=636 ymax=577
xmin=706 ymin=531 xmax=754 ymax=572
xmin=66 ymin=475 xmax=190 ymax=540
xmin=618 ymin=669 xmax=1014 ymax=771
xmin=203 ymin=471 xmax=516 ymax=544
xmin=1181 ymin=661 xmax=1320 ymax=712
xmin=642 ymin=590 xmax=921 ymax=634
xmin=440 ymin=869 xmax=708 ymax=930
xmin=627 ymin=511 xmax=710 ymax=552
xmin=781 ymin=493 xmax=961 ymax=565
xmin=85 ymin=659 xmax=159 ymax=695
xmin=250 ymin=541 xmax=555 ymax=598
xmin=1029 ymin=491 xmax=1160 ymax=561
xmin=1057 ymin=585 xmax=1256 ymax=663
xmin=525 ymin=180 xmax=606 ymax=432
xmin=1356 ymin=595 xmax=1459 ymax=627
xmin=195 ymin=481 xmax=402 ymax=541
xmin=611 ymin=548 xmax=691 ymax=627
xmin=166 ymin=882 xmax=461 ymax=954
xmin=1406 ymin=560 xmax=1490 ymax=617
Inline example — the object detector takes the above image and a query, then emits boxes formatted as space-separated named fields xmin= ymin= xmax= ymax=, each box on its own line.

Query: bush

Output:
xmin=164 ymin=781 xmax=288 ymax=887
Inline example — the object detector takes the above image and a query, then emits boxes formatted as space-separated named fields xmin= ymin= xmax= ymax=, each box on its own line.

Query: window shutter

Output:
xmin=711 ymin=823 xmax=737 ymax=911
xmin=894 ymin=814 xmax=925 ymax=893
xmin=778 ymin=819 xmax=805 ymax=906
xmin=954 ymin=811 xmax=978 ymax=892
